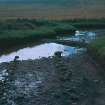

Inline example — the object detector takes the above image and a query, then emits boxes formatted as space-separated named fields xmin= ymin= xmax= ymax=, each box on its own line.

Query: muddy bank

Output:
xmin=0 ymin=54 xmax=105 ymax=105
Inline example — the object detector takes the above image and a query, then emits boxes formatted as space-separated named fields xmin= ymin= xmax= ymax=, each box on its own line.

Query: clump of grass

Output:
xmin=53 ymin=23 xmax=76 ymax=35
xmin=88 ymin=36 xmax=105 ymax=66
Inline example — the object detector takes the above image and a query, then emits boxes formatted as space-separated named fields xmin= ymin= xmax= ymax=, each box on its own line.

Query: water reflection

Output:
xmin=59 ymin=31 xmax=96 ymax=43
xmin=0 ymin=43 xmax=81 ymax=63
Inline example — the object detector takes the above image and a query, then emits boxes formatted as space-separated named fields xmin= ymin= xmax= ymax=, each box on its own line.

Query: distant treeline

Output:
xmin=0 ymin=18 xmax=105 ymax=49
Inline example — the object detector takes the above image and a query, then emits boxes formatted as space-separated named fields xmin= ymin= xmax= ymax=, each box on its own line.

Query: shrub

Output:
xmin=88 ymin=36 xmax=105 ymax=66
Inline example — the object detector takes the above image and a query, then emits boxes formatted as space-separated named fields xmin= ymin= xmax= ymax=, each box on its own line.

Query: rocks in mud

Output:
xmin=0 ymin=69 xmax=8 ymax=82
xmin=0 ymin=55 xmax=104 ymax=105
xmin=52 ymin=55 xmax=78 ymax=104
xmin=0 ymin=68 xmax=11 ymax=105
xmin=54 ymin=55 xmax=72 ymax=81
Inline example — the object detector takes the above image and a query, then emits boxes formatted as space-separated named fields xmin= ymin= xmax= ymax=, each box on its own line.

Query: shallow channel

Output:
xmin=0 ymin=30 xmax=98 ymax=63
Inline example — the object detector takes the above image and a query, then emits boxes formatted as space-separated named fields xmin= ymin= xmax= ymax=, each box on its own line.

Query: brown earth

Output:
xmin=0 ymin=4 xmax=105 ymax=20
xmin=0 ymin=53 xmax=105 ymax=105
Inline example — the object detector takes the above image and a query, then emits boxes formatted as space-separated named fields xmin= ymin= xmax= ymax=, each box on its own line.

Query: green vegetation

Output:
xmin=88 ymin=36 xmax=105 ymax=66
xmin=0 ymin=19 xmax=76 ymax=49
xmin=60 ymin=19 xmax=105 ymax=29
xmin=0 ymin=18 xmax=105 ymax=49
xmin=0 ymin=29 xmax=57 ymax=48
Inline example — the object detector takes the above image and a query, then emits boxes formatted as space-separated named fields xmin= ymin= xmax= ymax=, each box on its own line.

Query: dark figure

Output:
xmin=14 ymin=56 xmax=19 ymax=62
xmin=54 ymin=51 xmax=62 ymax=58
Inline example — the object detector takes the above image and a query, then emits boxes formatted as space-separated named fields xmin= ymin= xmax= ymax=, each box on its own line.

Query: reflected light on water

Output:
xmin=0 ymin=43 xmax=78 ymax=63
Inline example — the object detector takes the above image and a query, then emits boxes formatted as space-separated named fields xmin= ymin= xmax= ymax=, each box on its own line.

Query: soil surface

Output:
xmin=0 ymin=53 xmax=105 ymax=105
xmin=0 ymin=3 xmax=105 ymax=20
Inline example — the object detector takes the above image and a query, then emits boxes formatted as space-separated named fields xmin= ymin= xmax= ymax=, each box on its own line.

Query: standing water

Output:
xmin=0 ymin=43 xmax=85 ymax=63
xmin=0 ymin=30 xmax=97 ymax=63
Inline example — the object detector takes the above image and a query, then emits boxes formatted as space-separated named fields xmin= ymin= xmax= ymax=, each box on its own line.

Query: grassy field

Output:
xmin=0 ymin=19 xmax=76 ymax=48
xmin=88 ymin=36 xmax=105 ymax=66
xmin=0 ymin=19 xmax=105 ymax=49
xmin=0 ymin=6 xmax=104 ymax=20
xmin=0 ymin=0 xmax=105 ymax=20
xmin=59 ymin=19 xmax=105 ymax=29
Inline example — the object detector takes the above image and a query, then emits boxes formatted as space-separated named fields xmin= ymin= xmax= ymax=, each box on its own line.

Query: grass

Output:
xmin=88 ymin=36 xmax=105 ymax=66
xmin=0 ymin=2 xmax=105 ymax=20
xmin=0 ymin=18 xmax=105 ymax=49
xmin=0 ymin=29 xmax=56 ymax=48
xmin=60 ymin=19 xmax=105 ymax=29
xmin=0 ymin=19 xmax=76 ymax=48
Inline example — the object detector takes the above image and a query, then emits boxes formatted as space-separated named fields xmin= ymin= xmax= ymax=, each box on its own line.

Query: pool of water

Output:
xmin=59 ymin=31 xmax=96 ymax=43
xmin=0 ymin=30 xmax=102 ymax=63
xmin=0 ymin=43 xmax=85 ymax=63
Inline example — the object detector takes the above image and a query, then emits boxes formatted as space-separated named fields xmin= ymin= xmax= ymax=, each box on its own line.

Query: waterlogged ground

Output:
xmin=0 ymin=43 xmax=86 ymax=63
xmin=0 ymin=30 xmax=105 ymax=105
xmin=0 ymin=54 xmax=105 ymax=105
xmin=0 ymin=30 xmax=96 ymax=63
